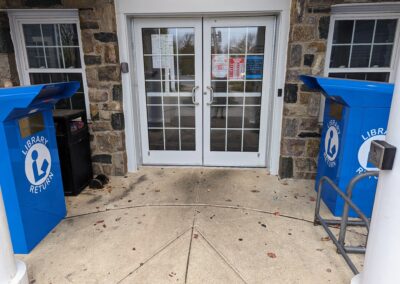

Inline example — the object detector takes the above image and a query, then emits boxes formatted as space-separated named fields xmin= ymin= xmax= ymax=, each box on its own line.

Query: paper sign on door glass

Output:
xmin=151 ymin=34 xmax=174 ymax=68
xmin=246 ymin=55 xmax=264 ymax=79
xmin=212 ymin=55 xmax=228 ymax=79
xmin=229 ymin=57 xmax=245 ymax=79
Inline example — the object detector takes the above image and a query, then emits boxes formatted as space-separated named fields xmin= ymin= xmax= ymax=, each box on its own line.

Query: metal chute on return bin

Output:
xmin=300 ymin=75 xmax=394 ymax=217
xmin=0 ymin=82 xmax=79 ymax=253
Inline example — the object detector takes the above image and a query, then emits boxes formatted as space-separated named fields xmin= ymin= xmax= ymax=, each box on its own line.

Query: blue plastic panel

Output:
xmin=0 ymin=82 xmax=79 ymax=253
xmin=300 ymin=75 xmax=393 ymax=217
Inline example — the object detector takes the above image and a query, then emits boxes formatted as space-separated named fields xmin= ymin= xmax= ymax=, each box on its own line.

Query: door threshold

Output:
xmin=140 ymin=165 xmax=270 ymax=173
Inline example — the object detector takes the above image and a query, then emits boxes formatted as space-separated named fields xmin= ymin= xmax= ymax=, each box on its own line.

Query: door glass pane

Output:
xmin=142 ymin=27 xmax=196 ymax=151
xmin=210 ymin=26 xmax=265 ymax=152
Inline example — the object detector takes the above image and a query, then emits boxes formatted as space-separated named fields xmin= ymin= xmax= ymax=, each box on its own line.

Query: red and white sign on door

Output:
xmin=229 ymin=57 xmax=245 ymax=79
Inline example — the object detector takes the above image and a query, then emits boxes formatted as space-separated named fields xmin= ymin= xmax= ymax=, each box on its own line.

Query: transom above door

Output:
xmin=133 ymin=17 xmax=275 ymax=167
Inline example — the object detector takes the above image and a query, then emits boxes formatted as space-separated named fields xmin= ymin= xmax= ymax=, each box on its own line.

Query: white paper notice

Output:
xmin=211 ymin=55 xmax=228 ymax=79
xmin=151 ymin=34 xmax=174 ymax=69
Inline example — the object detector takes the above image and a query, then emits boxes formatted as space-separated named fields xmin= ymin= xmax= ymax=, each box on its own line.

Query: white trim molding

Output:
xmin=114 ymin=0 xmax=291 ymax=174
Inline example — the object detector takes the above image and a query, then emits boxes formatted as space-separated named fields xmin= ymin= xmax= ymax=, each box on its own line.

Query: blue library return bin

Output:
xmin=0 ymin=82 xmax=79 ymax=253
xmin=300 ymin=75 xmax=394 ymax=217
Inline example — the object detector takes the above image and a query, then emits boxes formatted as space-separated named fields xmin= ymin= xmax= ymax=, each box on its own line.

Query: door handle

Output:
xmin=191 ymin=86 xmax=199 ymax=105
xmin=206 ymin=86 xmax=214 ymax=105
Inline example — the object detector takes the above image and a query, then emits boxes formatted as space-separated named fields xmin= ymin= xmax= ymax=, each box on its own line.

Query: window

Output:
xmin=8 ymin=10 xmax=89 ymax=114
xmin=321 ymin=4 xmax=400 ymax=122
xmin=327 ymin=18 xmax=399 ymax=83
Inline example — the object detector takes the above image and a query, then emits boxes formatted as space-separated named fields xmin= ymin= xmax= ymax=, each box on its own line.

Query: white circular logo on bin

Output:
xmin=356 ymin=128 xmax=386 ymax=175
xmin=324 ymin=120 xmax=340 ymax=168
xmin=22 ymin=136 xmax=54 ymax=194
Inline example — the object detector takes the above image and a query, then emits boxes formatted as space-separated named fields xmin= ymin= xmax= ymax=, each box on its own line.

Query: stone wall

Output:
xmin=2 ymin=0 xmax=127 ymax=176
xmin=280 ymin=0 xmax=393 ymax=179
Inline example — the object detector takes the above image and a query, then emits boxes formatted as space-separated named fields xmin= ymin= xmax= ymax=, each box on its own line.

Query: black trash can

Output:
xmin=53 ymin=109 xmax=93 ymax=196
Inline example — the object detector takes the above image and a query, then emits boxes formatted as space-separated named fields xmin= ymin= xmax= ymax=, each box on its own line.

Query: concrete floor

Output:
xmin=19 ymin=167 xmax=366 ymax=283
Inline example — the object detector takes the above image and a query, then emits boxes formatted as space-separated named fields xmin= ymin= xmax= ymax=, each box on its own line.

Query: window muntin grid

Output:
xmin=22 ymin=23 xmax=86 ymax=111
xmin=328 ymin=18 xmax=398 ymax=84
xmin=210 ymin=26 xmax=265 ymax=152
xmin=23 ymin=24 xmax=81 ymax=69
xmin=142 ymin=27 xmax=196 ymax=151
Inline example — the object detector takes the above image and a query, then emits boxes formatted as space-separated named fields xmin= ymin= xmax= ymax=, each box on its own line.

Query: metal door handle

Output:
xmin=207 ymin=86 xmax=214 ymax=105
xmin=191 ymin=86 xmax=199 ymax=105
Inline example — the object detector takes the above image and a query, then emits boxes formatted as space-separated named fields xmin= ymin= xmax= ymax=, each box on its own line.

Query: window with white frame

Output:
xmin=319 ymin=4 xmax=400 ymax=122
xmin=326 ymin=7 xmax=400 ymax=83
xmin=8 ymin=10 xmax=89 ymax=113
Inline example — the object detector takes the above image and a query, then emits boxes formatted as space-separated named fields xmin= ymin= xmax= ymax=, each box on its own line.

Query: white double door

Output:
xmin=134 ymin=17 xmax=275 ymax=167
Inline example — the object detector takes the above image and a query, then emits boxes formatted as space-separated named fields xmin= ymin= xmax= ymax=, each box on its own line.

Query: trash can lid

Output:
xmin=300 ymin=75 xmax=394 ymax=108
xmin=0 ymin=82 xmax=80 ymax=121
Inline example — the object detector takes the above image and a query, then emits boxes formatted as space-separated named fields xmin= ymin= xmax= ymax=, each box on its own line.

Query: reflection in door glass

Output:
xmin=210 ymin=26 xmax=265 ymax=152
xmin=142 ymin=27 xmax=196 ymax=151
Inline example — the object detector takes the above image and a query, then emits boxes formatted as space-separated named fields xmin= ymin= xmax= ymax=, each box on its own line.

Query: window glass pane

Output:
xmin=45 ymin=47 xmax=63 ymax=68
xmin=243 ymin=130 xmax=259 ymax=152
xmin=375 ymin=19 xmax=397 ymax=43
xmin=23 ymin=24 xmax=42 ymax=46
xmin=371 ymin=45 xmax=393 ymax=67
xmin=332 ymin=20 xmax=354 ymax=44
xmin=366 ymin=72 xmax=390 ymax=82
xmin=144 ymin=56 xmax=161 ymax=80
xmin=147 ymin=106 xmax=163 ymax=127
xmin=181 ymin=129 xmax=195 ymax=151
xmin=350 ymin=45 xmax=371 ymax=68
xmin=178 ymin=56 xmax=194 ymax=80
xmin=353 ymin=20 xmax=375 ymax=43
xmin=211 ymin=106 xmax=226 ymax=128
xmin=148 ymin=129 xmax=164 ymax=150
xmin=41 ymin=24 xmax=60 ymax=46
xmin=180 ymin=106 xmax=195 ymax=127
xmin=210 ymin=130 xmax=225 ymax=151
xmin=227 ymin=106 xmax=243 ymax=128
xmin=329 ymin=72 xmax=390 ymax=83
xmin=142 ymin=28 xmax=159 ymax=54
xmin=163 ymin=106 xmax=179 ymax=127
xmin=330 ymin=45 xmax=350 ymax=68
xmin=211 ymin=28 xmax=229 ymax=54
xmin=71 ymin=92 xmax=86 ymax=109
xmin=227 ymin=130 xmax=242 ymax=151
xmin=244 ymin=106 xmax=260 ymax=128
xmin=229 ymin=27 xmax=247 ymax=54
xmin=59 ymin=24 xmax=79 ymax=46
xmin=63 ymin=47 xmax=81 ymax=68
xmin=247 ymin=27 xmax=265 ymax=53
xmin=27 ymin=47 xmax=46 ymax=68
xmin=165 ymin=129 xmax=179 ymax=150
xmin=177 ymin=28 xmax=194 ymax=54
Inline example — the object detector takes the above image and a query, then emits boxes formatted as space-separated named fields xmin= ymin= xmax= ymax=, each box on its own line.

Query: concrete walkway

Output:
xmin=19 ymin=168 xmax=365 ymax=283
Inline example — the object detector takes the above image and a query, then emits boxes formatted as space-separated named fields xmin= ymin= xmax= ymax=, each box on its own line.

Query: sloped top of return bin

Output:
xmin=300 ymin=75 xmax=394 ymax=108
xmin=0 ymin=82 xmax=80 ymax=121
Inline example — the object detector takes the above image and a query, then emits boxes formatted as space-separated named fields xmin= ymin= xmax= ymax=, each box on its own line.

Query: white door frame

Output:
xmin=115 ymin=0 xmax=291 ymax=174
xmin=133 ymin=18 xmax=203 ymax=165
xmin=203 ymin=16 xmax=275 ymax=167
